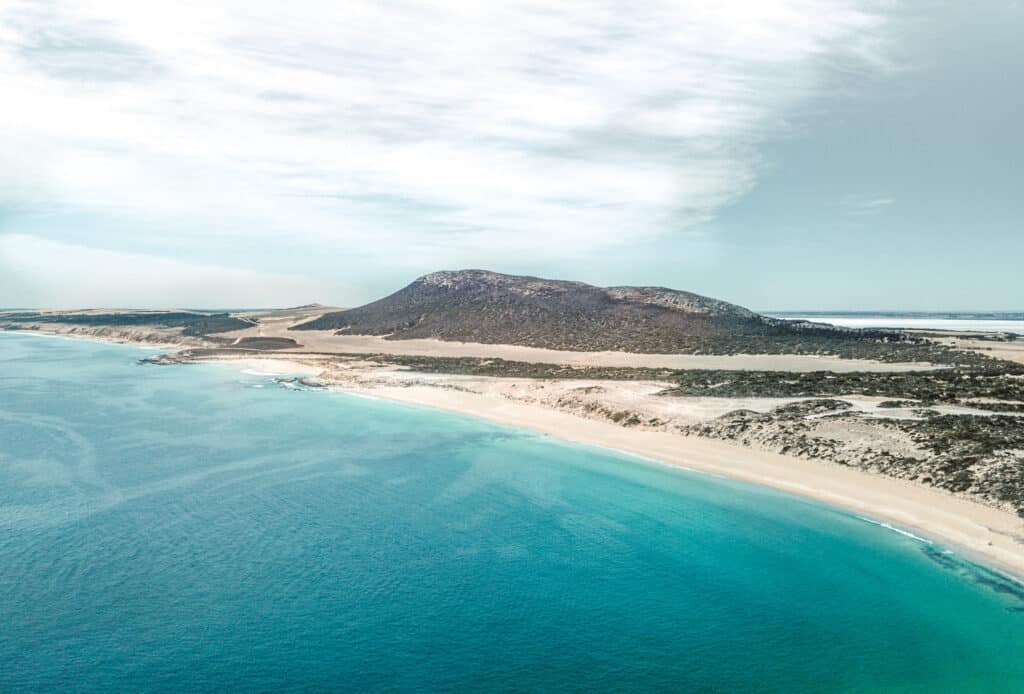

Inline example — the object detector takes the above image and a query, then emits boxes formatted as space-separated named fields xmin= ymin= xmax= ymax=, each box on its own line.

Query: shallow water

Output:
xmin=1 ymin=332 xmax=1023 ymax=692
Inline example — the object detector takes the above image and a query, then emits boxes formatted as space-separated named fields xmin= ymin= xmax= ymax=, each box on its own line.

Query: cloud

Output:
xmin=3 ymin=2 xmax=164 ymax=82
xmin=0 ymin=0 xmax=894 ymax=302
xmin=0 ymin=234 xmax=347 ymax=308
xmin=839 ymin=194 xmax=895 ymax=215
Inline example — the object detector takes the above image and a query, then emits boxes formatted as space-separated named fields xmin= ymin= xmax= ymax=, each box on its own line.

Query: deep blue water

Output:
xmin=1 ymin=332 xmax=1023 ymax=692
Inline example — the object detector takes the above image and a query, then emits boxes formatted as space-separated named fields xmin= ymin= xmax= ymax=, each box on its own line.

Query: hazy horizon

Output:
xmin=3 ymin=294 xmax=1024 ymax=314
xmin=1 ymin=271 xmax=1023 ymax=314
xmin=2 ymin=1 xmax=1021 ymax=310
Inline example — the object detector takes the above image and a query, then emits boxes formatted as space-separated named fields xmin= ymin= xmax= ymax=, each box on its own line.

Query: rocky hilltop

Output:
xmin=293 ymin=269 xmax=846 ymax=353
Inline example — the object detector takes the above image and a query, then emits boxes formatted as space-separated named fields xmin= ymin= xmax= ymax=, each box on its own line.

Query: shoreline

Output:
xmin=144 ymin=347 xmax=1024 ymax=583
xmin=2 ymin=328 xmax=187 ymax=351
xmin=5 ymin=330 xmax=1024 ymax=583
xmin=323 ymin=379 xmax=1024 ymax=582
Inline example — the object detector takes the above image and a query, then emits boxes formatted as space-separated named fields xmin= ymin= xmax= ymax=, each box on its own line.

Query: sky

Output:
xmin=0 ymin=0 xmax=1021 ymax=310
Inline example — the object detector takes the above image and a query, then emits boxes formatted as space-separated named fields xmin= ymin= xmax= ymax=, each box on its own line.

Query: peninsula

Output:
xmin=4 ymin=270 xmax=1024 ymax=576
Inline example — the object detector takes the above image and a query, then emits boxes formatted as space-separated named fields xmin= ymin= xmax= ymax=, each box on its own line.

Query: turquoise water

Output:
xmin=1 ymin=332 xmax=1023 ymax=692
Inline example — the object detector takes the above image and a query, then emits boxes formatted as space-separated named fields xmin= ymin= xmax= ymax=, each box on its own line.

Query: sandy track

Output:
xmin=223 ymin=319 xmax=939 ymax=373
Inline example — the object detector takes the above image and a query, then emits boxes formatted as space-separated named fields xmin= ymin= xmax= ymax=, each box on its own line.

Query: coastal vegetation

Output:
xmin=300 ymin=352 xmax=1024 ymax=404
xmin=683 ymin=403 xmax=1024 ymax=513
xmin=0 ymin=310 xmax=251 ymax=336
xmin=659 ymin=365 xmax=1024 ymax=402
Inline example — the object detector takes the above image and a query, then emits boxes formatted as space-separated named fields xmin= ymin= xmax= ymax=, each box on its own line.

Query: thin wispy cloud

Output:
xmin=839 ymin=194 xmax=896 ymax=215
xmin=0 ymin=0 xmax=893 ymax=302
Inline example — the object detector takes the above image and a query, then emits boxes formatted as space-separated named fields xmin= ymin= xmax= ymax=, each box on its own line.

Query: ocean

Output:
xmin=767 ymin=311 xmax=1024 ymax=335
xmin=2 ymin=332 xmax=1023 ymax=691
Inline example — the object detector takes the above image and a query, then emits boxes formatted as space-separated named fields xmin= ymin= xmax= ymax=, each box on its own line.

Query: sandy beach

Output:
xmin=351 ymin=383 xmax=1024 ymax=578
xmin=6 ymin=322 xmax=1023 ymax=579
xmin=209 ymin=351 xmax=1024 ymax=580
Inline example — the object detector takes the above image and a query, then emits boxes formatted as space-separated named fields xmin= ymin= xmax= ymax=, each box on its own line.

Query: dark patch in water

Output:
xmin=972 ymin=567 xmax=1024 ymax=601
xmin=921 ymin=545 xmax=960 ymax=571
xmin=273 ymin=377 xmax=324 ymax=391
xmin=920 ymin=545 xmax=1024 ymax=610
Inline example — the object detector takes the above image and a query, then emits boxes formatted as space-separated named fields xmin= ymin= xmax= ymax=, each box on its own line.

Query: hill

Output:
xmin=292 ymin=270 xmax=859 ymax=353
